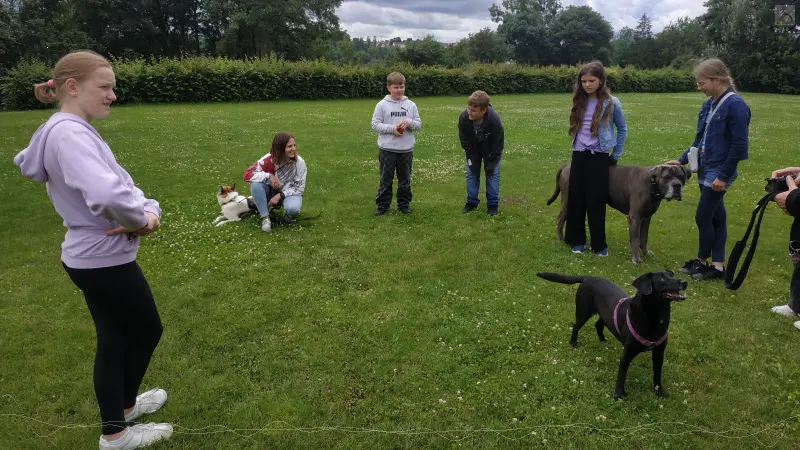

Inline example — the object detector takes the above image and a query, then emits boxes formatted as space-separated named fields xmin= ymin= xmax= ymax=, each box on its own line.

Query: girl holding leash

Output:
xmin=771 ymin=168 xmax=800 ymax=330
xmin=14 ymin=51 xmax=172 ymax=449
xmin=666 ymin=58 xmax=751 ymax=281
xmin=244 ymin=131 xmax=308 ymax=232
xmin=565 ymin=61 xmax=628 ymax=256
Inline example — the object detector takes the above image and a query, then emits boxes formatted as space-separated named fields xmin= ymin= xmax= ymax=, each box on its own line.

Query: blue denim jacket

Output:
xmin=678 ymin=88 xmax=750 ymax=182
xmin=572 ymin=96 xmax=627 ymax=160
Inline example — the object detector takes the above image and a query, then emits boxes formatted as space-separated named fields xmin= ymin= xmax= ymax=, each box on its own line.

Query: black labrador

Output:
xmin=537 ymin=270 xmax=688 ymax=399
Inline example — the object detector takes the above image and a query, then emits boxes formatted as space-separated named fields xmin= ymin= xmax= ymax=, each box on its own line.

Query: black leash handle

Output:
xmin=725 ymin=193 xmax=774 ymax=290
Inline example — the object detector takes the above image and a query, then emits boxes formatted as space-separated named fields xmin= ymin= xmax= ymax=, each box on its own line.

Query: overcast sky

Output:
xmin=337 ymin=0 xmax=708 ymax=42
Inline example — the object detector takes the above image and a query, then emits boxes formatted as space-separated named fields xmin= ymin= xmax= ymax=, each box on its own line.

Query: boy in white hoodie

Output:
xmin=371 ymin=72 xmax=422 ymax=215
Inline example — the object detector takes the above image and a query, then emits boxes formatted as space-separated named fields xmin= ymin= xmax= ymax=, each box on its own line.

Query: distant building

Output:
xmin=374 ymin=40 xmax=405 ymax=49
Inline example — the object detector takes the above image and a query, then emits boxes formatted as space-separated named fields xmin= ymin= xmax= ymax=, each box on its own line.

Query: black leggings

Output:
xmin=63 ymin=261 xmax=163 ymax=436
xmin=791 ymin=262 xmax=800 ymax=314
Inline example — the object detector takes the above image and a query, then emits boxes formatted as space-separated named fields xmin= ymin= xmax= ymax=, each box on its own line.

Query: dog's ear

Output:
xmin=232 ymin=183 xmax=236 ymax=191
xmin=665 ymin=269 xmax=675 ymax=277
xmin=218 ymin=185 xmax=224 ymax=194
xmin=633 ymin=273 xmax=653 ymax=296
xmin=681 ymin=166 xmax=692 ymax=181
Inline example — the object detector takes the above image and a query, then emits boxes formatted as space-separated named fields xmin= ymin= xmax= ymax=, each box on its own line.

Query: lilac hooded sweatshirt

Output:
xmin=14 ymin=112 xmax=161 ymax=269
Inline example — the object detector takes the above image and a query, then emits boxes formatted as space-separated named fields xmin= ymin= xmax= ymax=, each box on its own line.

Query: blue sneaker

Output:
xmin=595 ymin=249 xmax=609 ymax=256
xmin=571 ymin=245 xmax=585 ymax=254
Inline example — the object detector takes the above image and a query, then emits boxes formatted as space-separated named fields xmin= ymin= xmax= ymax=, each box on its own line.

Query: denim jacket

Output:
xmin=572 ymin=96 xmax=628 ymax=160
xmin=678 ymin=88 xmax=750 ymax=182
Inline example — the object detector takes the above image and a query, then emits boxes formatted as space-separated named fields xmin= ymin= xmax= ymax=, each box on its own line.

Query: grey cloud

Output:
xmin=338 ymin=0 xmax=706 ymax=41
xmin=341 ymin=0 xmax=496 ymax=19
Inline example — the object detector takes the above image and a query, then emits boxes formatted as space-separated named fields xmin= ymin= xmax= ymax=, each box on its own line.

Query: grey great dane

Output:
xmin=546 ymin=163 xmax=691 ymax=264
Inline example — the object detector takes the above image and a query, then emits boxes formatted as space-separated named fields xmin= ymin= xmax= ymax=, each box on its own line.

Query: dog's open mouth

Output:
xmin=663 ymin=291 xmax=686 ymax=300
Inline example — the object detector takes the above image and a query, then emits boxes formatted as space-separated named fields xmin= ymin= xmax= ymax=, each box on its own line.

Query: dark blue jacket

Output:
xmin=458 ymin=105 xmax=504 ymax=173
xmin=679 ymin=88 xmax=751 ymax=182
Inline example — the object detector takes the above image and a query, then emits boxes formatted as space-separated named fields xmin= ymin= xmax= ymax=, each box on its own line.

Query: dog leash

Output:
xmin=613 ymin=297 xmax=667 ymax=349
xmin=725 ymin=192 xmax=774 ymax=290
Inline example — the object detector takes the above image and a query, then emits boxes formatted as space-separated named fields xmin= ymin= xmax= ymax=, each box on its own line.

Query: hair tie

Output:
xmin=47 ymin=79 xmax=55 ymax=89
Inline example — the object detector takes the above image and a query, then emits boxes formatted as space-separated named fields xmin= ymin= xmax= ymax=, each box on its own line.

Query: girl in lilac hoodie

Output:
xmin=13 ymin=51 xmax=172 ymax=450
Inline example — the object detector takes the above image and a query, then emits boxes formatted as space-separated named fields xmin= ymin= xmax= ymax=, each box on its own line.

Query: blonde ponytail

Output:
xmin=32 ymin=50 xmax=111 ymax=104
xmin=33 ymin=82 xmax=57 ymax=104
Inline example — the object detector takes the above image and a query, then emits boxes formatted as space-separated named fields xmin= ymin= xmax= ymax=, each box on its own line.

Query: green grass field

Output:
xmin=1 ymin=92 xmax=800 ymax=449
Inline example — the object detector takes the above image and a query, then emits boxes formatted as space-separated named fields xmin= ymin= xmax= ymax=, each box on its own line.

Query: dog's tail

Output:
xmin=545 ymin=164 xmax=565 ymax=206
xmin=537 ymin=272 xmax=586 ymax=285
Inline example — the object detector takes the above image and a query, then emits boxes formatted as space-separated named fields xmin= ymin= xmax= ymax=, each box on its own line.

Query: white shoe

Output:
xmin=770 ymin=304 xmax=799 ymax=318
xmin=99 ymin=423 xmax=173 ymax=449
xmin=794 ymin=320 xmax=800 ymax=331
xmin=125 ymin=388 xmax=167 ymax=421
xmin=261 ymin=217 xmax=272 ymax=232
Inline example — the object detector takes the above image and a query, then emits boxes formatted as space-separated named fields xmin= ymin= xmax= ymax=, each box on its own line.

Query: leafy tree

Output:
xmin=443 ymin=39 xmax=471 ymax=68
xmin=18 ymin=0 xmax=93 ymax=64
xmin=626 ymin=13 xmax=658 ymax=68
xmin=610 ymin=26 xmax=635 ymax=66
xmin=401 ymin=34 xmax=444 ymax=67
xmin=0 ymin=0 xmax=22 ymax=71
xmin=490 ymin=0 xmax=562 ymax=64
xmin=467 ymin=28 xmax=510 ymax=63
xmin=207 ymin=0 xmax=344 ymax=59
xmin=654 ymin=17 xmax=706 ymax=68
xmin=550 ymin=6 xmax=612 ymax=65
xmin=702 ymin=0 xmax=800 ymax=93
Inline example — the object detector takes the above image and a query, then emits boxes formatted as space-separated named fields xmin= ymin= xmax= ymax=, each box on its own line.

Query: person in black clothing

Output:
xmin=770 ymin=167 xmax=800 ymax=330
xmin=458 ymin=90 xmax=504 ymax=216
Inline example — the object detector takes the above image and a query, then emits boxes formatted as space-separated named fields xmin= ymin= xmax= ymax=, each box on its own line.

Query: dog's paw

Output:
xmin=654 ymin=386 xmax=670 ymax=398
xmin=570 ymin=341 xmax=579 ymax=348
xmin=645 ymin=249 xmax=655 ymax=257
xmin=632 ymin=257 xmax=643 ymax=265
xmin=215 ymin=221 xmax=227 ymax=227
xmin=613 ymin=391 xmax=627 ymax=400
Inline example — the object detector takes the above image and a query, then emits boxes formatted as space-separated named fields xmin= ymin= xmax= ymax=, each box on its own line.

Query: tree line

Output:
xmin=1 ymin=0 xmax=797 ymax=93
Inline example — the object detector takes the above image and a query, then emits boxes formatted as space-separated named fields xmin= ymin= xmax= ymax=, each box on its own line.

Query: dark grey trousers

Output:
xmin=376 ymin=149 xmax=413 ymax=209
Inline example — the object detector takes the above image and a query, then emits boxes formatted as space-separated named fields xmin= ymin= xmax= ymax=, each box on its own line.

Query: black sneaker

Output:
xmin=462 ymin=203 xmax=478 ymax=213
xmin=680 ymin=259 xmax=706 ymax=275
xmin=399 ymin=206 xmax=413 ymax=214
xmin=487 ymin=206 xmax=499 ymax=216
xmin=374 ymin=207 xmax=389 ymax=216
xmin=692 ymin=264 xmax=724 ymax=281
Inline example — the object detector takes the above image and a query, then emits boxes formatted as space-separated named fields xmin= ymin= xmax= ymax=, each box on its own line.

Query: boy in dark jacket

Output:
xmin=770 ymin=168 xmax=800 ymax=330
xmin=458 ymin=91 xmax=504 ymax=216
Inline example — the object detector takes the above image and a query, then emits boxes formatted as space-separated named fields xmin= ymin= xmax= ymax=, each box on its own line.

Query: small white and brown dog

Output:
xmin=213 ymin=184 xmax=258 ymax=227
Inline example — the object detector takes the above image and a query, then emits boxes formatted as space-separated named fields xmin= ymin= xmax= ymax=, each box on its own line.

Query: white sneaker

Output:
xmin=261 ymin=217 xmax=272 ymax=232
xmin=794 ymin=320 xmax=800 ymax=331
xmin=99 ymin=423 xmax=173 ymax=449
xmin=770 ymin=304 xmax=799 ymax=318
xmin=125 ymin=388 xmax=167 ymax=421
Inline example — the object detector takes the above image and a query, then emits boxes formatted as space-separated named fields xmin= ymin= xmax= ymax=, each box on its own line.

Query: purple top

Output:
xmin=14 ymin=113 xmax=161 ymax=269
xmin=573 ymin=98 xmax=601 ymax=152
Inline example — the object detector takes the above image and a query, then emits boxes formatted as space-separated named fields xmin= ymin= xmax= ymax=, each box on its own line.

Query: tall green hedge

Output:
xmin=0 ymin=57 xmax=696 ymax=111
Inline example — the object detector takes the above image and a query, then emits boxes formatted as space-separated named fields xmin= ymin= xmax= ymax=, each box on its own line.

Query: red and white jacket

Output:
xmin=243 ymin=153 xmax=307 ymax=197
xmin=243 ymin=154 xmax=277 ymax=184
